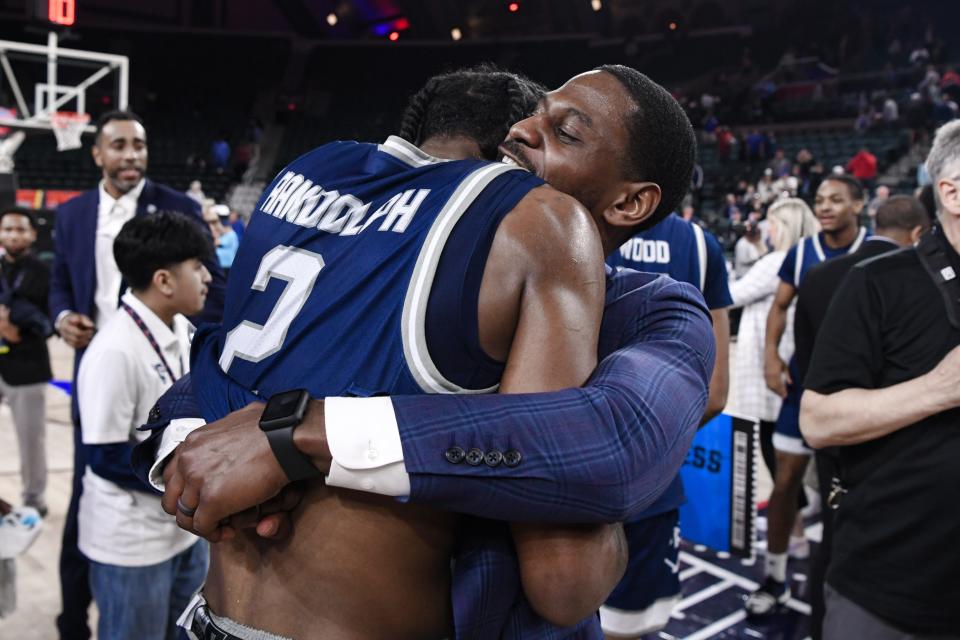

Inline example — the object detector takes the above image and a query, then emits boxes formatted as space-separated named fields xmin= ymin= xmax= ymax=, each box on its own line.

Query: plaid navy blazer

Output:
xmin=133 ymin=267 xmax=713 ymax=639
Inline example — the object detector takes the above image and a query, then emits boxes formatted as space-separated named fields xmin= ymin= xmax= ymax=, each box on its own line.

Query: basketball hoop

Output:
xmin=50 ymin=111 xmax=90 ymax=151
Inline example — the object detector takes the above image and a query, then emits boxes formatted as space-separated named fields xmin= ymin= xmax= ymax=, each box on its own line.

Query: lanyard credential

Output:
xmin=120 ymin=301 xmax=181 ymax=382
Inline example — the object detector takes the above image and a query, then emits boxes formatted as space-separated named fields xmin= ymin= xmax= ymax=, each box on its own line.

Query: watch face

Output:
xmin=261 ymin=389 xmax=308 ymax=427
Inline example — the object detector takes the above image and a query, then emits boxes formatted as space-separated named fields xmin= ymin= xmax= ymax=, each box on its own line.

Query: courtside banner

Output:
xmin=679 ymin=413 xmax=758 ymax=559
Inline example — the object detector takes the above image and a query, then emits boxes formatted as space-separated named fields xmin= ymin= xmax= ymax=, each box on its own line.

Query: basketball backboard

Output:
xmin=0 ymin=32 xmax=129 ymax=137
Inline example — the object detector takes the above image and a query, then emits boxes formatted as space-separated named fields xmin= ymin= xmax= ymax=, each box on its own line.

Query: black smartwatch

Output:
xmin=259 ymin=389 xmax=321 ymax=482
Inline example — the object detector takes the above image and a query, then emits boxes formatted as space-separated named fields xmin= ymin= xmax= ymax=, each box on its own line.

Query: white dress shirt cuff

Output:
xmin=148 ymin=418 xmax=206 ymax=491
xmin=324 ymin=396 xmax=410 ymax=497
xmin=55 ymin=310 xmax=73 ymax=333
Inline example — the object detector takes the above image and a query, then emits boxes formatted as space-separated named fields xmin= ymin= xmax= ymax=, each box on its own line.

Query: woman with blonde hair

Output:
xmin=728 ymin=197 xmax=818 ymax=492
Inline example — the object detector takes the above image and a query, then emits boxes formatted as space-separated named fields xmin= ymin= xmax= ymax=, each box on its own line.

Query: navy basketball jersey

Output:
xmin=204 ymin=136 xmax=540 ymax=412
xmin=607 ymin=213 xmax=732 ymax=310
xmin=778 ymin=227 xmax=868 ymax=288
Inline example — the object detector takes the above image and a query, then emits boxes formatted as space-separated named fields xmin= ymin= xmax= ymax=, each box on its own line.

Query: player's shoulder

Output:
xmin=286 ymin=139 xmax=370 ymax=169
xmin=639 ymin=212 xmax=688 ymax=241
xmin=509 ymin=184 xmax=596 ymax=239
xmin=501 ymin=184 xmax=603 ymax=275
xmin=698 ymin=225 xmax=727 ymax=273
xmin=784 ymin=238 xmax=805 ymax=258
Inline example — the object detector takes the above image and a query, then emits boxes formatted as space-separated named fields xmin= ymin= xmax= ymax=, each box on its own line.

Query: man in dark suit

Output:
xmin=48 ymin=110 xmax=224 ymax=640
xmin=794 ymin=194 xmax=929 ymax=639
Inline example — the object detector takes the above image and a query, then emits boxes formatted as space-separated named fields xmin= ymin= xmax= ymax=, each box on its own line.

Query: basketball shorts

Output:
xmin=773 ymin=358 xmax=812 ymax=455
xmin=600 ymin=509 xmax=681 ymax=637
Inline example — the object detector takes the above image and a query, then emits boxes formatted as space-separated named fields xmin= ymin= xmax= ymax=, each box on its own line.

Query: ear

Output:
xmin=938 ymin=176 xmax=960 ymax=216
xmin=152 ymin=268 xmax=175 ymax=297
xmin=910 ymin=225 xmax=925 ymax=244
xmin=851 ymin=197 xmax=866 ymax=215
xmin=603 ymin=181 xmax=662 ymax=230
xmin=91 ymin=143 xmax=103 ymax=168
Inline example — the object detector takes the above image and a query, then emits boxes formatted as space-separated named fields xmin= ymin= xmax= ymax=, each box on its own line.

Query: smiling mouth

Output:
xmin=498 ymin=144 xmax=536 ymax=175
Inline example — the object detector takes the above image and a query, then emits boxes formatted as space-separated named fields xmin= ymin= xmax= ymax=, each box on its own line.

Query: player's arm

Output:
xmin=703 ymin=308 xmax=729 ymax=424
xmin=481 ymin=187 xmax=625 ymax=627
xmin=763 ymin=280 xmax=796 ymax=398
xmin=700 ymin=231 xmax=731 ymax=424
xmin=143 ymin=280 xmax=715 ymax=529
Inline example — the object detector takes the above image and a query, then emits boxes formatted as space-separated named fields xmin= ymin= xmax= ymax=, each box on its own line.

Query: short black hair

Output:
xmin=876 ymin=195 xmax=931 ymax=232
xmin=95 ymin=110 xmax=145 ymax=144
xmin=399 ymin=64 xmax=545 ymax=161
xmin=113 ymin=211 xmax=211 ymax=291
xmin=821 ymin=174 xmax=865 ymax=201
xmin=595 ymin=64 xmax=697 ymax=229
xmin=0 ymin=206 xmax=37 ymax=229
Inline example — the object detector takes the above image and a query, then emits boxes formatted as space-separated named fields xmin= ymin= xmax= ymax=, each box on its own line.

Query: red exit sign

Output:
xmin=49 ymin=0 xmax=75 ymax=26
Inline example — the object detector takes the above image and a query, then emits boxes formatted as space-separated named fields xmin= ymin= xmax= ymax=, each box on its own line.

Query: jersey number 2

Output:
xmin=219 ymin=245 xmax=325 ymax=371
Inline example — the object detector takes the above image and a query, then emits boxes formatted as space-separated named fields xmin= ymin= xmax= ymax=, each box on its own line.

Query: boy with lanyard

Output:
xmin=76 ymin=212 xmax=212 ymax=639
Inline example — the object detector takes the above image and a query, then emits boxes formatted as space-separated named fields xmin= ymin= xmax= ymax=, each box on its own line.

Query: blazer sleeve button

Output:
xmin=503 ymin=450 xmax=522 ymax=467
xmin=445 ymin=446 xmax=466 ymax=464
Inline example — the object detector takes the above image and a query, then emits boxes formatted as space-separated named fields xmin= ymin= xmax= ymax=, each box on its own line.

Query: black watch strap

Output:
xmin=264 ymin=426 xmax=321 ymax=482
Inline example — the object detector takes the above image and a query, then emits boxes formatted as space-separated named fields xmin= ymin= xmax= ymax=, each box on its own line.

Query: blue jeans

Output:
xmin=89 ymin=541 xmax=208 ymax=640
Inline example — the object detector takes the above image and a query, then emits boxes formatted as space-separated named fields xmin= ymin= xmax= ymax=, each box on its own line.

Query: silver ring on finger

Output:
xmin=176 ymin=497 xmax=197 ymax=517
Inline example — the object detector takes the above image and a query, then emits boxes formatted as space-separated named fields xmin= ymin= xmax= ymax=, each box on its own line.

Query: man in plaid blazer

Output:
xmin=139 ymin=66 xmax=713 ymax=638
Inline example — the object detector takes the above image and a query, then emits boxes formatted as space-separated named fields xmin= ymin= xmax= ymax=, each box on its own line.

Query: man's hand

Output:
xmin=58 ymin=312 xmax=95 ymax=349
xmin=764 ymin=349 xmax=791 ymax=398
xmin=161 ymin=402 xmax=293 ymax=540
xmin=0 ymin=305 xmax=21 ymax=344
xmin=222 ymin=485 xmax=305 ymax=540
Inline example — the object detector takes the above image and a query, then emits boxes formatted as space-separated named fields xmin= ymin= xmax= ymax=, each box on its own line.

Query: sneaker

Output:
xmin=744 ymin=576 xmax=791 ymax=617
xmin=788 ymin=535 xmax=810 ymax=560
xmin=23 ymin=500 xmax=48 ymax=519
xmin=0 ymin=507 xmax=43 ymax=559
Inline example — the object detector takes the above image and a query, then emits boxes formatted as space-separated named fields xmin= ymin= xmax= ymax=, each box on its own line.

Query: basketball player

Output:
xmin=153 ymin=66 xmax=708 ymax=638
xmin=604 ymin=212 xmax=732 ymax=636
xmin=747 ymin=175 xmax=868 ymax=615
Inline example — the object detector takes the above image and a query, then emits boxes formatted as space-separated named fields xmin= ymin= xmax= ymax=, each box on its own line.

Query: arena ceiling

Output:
xmin=0 ymin=0 xmax=794 ymax=41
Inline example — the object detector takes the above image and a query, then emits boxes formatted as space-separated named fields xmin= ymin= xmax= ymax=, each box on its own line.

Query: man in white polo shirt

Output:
xmin=77 ymin=212 xmax=211 ymax=640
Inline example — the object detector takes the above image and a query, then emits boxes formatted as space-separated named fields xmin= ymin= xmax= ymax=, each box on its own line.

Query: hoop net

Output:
xmin=50 ymin=111 xmax=90 ymax=151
